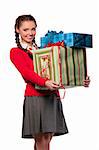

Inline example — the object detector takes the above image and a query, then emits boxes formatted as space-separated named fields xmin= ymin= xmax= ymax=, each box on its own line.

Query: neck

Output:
xmin=21 ymin=40 xmax=32 ymax=47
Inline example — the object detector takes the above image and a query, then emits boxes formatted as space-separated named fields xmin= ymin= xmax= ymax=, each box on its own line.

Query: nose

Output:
xmin=28 ymin=30 xmax=33 ymax=35
xmin=28 ymin=30 xmax=36 ymax=36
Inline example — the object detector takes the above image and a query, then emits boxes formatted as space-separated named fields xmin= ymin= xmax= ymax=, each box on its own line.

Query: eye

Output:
xmin=32 ymin=28 xmax=36 ymax=31
xmin=23 ymin=28 xmax=28 ymax=31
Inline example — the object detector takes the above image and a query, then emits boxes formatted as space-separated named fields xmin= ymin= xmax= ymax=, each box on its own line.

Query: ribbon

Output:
xmin=45 ymin=41 xmax=65 ymax=48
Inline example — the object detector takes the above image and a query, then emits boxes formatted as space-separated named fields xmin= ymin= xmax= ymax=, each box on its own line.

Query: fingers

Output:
xmin=83 ymin=76 xmax=90 ymax=87
xmin=45 ymin=80 xmax=60 ymax=90
xmin=52 ymin=81 xmax=59 ymax=85
xmin=52 ymin=82 xmax=60 ymax=88
xmin=49 ymin=82 xmax=60 ymax=90
xmin=86 ymin=76 xmax=90 ymax=80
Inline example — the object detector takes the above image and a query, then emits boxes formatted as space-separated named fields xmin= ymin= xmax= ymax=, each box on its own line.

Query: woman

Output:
xmin=10 ymin=14 xmax=90 ymax=150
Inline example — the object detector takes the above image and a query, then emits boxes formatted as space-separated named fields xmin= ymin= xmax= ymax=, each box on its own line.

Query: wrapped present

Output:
xmin=40 ymin=30 xmax=57 ymax=48
xmin=40 ymin=30 xmax=93 ymax=48
xmin=33 ymin=46 xmax=87 ymax=89
xmin=64 ymin=33 xmax=92 ymax=48
xmin=53 ymin=31 xmax=64 ymax=43
xmin=40 ymin=36 xmax=48 ymax=48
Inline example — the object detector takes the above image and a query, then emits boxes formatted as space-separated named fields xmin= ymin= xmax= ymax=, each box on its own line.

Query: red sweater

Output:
xmin=10 ymin=47 xmax=59 ymax=96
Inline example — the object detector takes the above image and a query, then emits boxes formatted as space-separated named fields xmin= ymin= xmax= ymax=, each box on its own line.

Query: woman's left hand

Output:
xmin=83 ymin=76 xmax=90 ymax=87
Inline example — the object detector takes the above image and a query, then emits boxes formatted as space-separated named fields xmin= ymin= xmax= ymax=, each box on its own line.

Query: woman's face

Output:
xmin=16 ymin=20 xmax=36 ymax=45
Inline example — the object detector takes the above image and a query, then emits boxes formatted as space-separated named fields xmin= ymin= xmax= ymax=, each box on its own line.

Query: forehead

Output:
xmin=20 ymin=20 xmax=36 ymax=28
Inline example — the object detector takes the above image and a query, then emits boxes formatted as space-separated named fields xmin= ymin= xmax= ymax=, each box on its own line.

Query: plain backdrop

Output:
xmin=0 ymin=0 xmax=98 ymax=150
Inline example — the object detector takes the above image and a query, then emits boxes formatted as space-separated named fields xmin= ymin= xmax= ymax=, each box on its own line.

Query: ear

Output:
xmin=16 ymin=27 xmax=19 ymax=33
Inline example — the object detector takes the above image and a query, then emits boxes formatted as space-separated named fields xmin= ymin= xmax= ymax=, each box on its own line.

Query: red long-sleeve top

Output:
xmin=10 ymin=47 xmax=59 ymax=96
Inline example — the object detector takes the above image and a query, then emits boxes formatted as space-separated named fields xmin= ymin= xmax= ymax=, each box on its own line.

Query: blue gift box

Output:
xmin=64 ymin=33 xmax=92 ymax=48
xmin=40 ymin=31 xmax=93 ymax=48
xmin=40 ymin=37 xmax=48 ymax=48
xmin=53 ymin=31 xmax=64 ymax=43
xmin=40 ymin=31 xmax=57 ymax=47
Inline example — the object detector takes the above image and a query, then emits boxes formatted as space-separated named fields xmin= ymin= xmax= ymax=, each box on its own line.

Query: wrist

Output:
xmin=44 ymin=78 xmax=49 ymax=86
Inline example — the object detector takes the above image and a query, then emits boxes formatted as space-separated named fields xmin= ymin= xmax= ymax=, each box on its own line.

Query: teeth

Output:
xmin=27 ymin=37 xmax=33 ymax=39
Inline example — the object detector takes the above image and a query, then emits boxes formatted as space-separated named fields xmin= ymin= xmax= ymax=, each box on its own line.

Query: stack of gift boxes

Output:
xmin=33 ymin=31 xmax=93 ymax=89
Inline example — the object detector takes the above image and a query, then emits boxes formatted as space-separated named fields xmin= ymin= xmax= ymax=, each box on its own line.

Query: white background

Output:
xmin=0 ymin=0 xmax=98 ymax=150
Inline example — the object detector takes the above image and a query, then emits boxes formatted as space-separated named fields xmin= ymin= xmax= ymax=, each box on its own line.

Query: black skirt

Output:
xmin=22 ymin=94 xmax=68 ymax=138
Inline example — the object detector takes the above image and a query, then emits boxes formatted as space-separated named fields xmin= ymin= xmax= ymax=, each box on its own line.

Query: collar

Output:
xmin=20 ymin=41 xmax=37 ymax=51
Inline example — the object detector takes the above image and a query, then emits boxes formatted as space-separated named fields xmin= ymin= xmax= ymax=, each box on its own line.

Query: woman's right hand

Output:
xmin=45 ymin=80 xmax=60 ymax=90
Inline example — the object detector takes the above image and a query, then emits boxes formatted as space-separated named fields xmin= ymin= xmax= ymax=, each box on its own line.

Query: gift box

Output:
xmin=33 ymin=46 xmax=87 ymax=89
xmin=64 ymin=33 xmax=92 ymax=48
xmin=40 ymin=31 xmax=57 ymax=48
xmin=40 ymin=31 xmax=93 ymax=48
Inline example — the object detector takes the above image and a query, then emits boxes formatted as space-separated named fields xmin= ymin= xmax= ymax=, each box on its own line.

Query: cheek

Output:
xmin=20 ymin=31 xmax=26 ymax=37
xmin=33 ymin=31 xmax=36 ymax=36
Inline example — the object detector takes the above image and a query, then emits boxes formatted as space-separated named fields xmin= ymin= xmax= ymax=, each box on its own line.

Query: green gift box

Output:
xmin=33 ymin=46 xmax=87 ymax=89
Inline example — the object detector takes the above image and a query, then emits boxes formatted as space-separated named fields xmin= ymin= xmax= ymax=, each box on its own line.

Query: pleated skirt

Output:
xmin=22 ymin=94 xmax=68 ymax=138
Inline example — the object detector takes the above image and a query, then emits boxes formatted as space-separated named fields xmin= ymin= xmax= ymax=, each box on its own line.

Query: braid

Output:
xmin=15 ymin=30 xmax=33 ymax=59
xmin=15 ymin=31 xmax=20 ymax=48
xmin=15 ymin=31 xmax=27 ymax=51
xmin=32 ymin=37 xmax=38 ymax=48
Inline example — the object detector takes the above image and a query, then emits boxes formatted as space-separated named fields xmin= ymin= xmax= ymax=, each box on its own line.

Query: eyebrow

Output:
xmin=23 ymin=27 xmax=36 ymax=30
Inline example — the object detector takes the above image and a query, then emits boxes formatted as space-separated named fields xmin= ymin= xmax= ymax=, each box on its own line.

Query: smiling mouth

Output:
xmin=26 ymin=36 xmax=34 ymax=40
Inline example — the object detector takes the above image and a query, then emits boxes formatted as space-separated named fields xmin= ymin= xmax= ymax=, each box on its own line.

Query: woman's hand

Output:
xmin=83 ymin=76 xmax=90 ymax=87
xmin=45 ymin=80 xmax=60 ymax=90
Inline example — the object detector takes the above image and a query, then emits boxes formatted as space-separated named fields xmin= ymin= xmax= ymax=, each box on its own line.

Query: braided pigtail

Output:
xmin=15 ymin=31 xmax=27 ymax=51
xmin=32 ymin=37 xmax=38 ymax=49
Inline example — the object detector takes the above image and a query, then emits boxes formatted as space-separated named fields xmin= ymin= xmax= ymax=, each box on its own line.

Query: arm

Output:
xmin=10 ymin=48 xmax=46 ymax=87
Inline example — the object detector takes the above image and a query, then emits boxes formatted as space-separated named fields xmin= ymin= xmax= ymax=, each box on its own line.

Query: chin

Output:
xmin=26 ymin=40 xmax=33 ymax=44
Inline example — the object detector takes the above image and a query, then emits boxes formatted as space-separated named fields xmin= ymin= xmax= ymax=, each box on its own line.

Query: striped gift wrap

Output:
xmin=32 ymin=46 xmax=87 ymax=89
